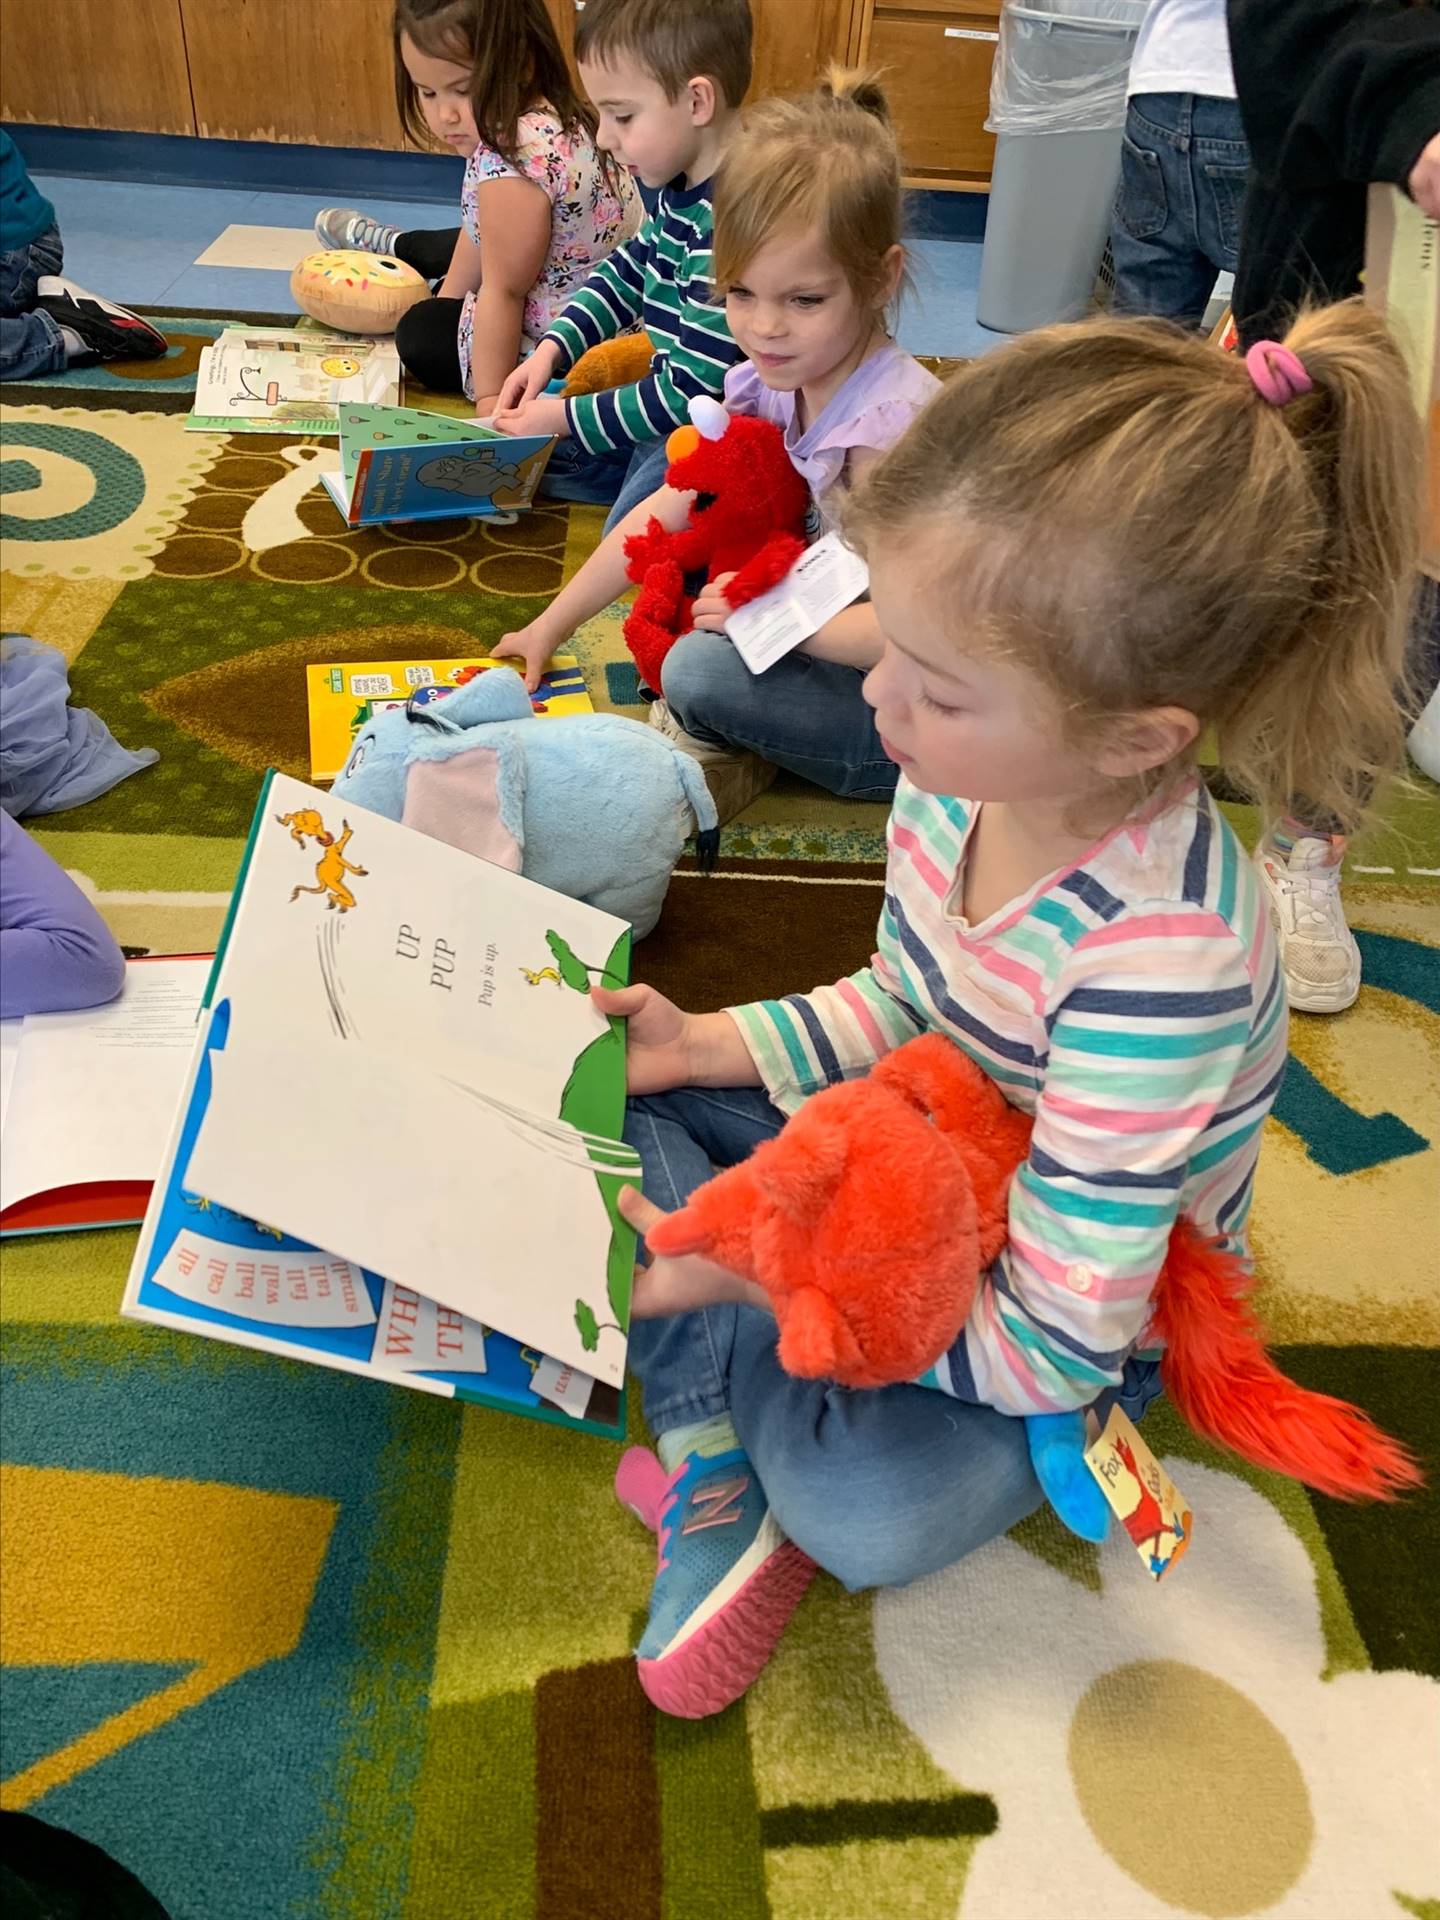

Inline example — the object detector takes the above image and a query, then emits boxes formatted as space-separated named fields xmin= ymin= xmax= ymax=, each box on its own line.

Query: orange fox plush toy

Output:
xmin=645 ymin=1033 xmax=1421 ymax=1509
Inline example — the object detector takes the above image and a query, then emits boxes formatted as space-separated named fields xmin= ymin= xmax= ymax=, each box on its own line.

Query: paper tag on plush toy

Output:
xmin=724 ymin=532 xmax=869 ymax=674
xmin=1084 ymin=1406 xmax=1193 ymax=1581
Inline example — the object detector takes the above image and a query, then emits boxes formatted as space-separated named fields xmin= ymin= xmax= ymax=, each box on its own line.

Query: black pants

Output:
xmin=391 ymin=226 xmax=466 ymax=392
xmin=393 ymin=227 xmax=461 ymax=281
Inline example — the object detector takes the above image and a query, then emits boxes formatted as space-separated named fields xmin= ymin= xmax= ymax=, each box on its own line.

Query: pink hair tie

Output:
xmin=1245 ymin=340 xmax=1313 ymax=407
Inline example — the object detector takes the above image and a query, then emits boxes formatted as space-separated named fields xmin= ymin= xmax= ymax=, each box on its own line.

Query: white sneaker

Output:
xmin=647 ymin=698 xmax=777 ymax=826
xmin=1408 ymin=678 xmax=1440 ymax=782
xmin=1255 ymin=836 xmax=1361 ymax=1013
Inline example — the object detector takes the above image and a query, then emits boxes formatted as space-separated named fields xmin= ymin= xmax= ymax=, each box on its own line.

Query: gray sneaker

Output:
xmin=648 ymin=698 xmax=777 ymax=826
xmin=313 ymin=208 xmax=402 ymax=256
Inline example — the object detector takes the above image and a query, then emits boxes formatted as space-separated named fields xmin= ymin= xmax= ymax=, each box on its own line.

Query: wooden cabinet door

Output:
xmin=181 ymin=0 xmax=406 ymax=147
xmin=0 ymin=0 xmax=195 ymax=135
xmin=750 ymin=0 xmax=859 ymax=101
xmin=547 ymin=0 xmax=578 ymax=60
xmin=864 ymin=9 xmax=999 ymax=184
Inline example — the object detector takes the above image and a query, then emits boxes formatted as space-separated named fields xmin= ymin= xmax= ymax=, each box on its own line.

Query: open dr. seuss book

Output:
xmin=121 ymin=773 xmax=639 ymax=1437
xmin=306 ymin=655 xmax=592 ymax=783
xmin=1 ymin=957 xmax=209 ymax=1238
xmin=187 ymin=329 xmax=402 ymax=435
xmin=318 ymin=405 xmax=556 ymax=527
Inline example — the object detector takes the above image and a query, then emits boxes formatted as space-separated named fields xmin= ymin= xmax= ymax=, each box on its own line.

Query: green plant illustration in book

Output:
xmin=520 ymin=927 xmax=637 ymax=1355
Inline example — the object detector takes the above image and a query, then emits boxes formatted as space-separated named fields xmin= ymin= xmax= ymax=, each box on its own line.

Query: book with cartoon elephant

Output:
xmin=121 ymin=771 xmax=638 ymax=1437
xmin=318 ymin=404 xmax=557 ymax=527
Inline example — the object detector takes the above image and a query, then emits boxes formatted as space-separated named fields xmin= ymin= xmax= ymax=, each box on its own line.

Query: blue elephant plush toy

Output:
xmin=330 ymin=666 xmax=718 ymax=937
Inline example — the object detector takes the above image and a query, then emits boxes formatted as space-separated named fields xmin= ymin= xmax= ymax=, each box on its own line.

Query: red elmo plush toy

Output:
xmin=646 ymin=1033 xmax=1421 ymax=1504
xmin=622 ymin=396 xmax=810 ymax=692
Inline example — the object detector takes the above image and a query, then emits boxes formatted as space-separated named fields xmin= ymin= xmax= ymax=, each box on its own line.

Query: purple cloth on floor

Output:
xmin=0 ymin=809 xmax=125 ymax=1016
xmin=0 ymin=634 xmax=157 ymax=818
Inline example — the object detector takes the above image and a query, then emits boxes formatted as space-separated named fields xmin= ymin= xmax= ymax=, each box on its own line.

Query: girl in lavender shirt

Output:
xmin=498 ymin=77 xmax=938 ymax=815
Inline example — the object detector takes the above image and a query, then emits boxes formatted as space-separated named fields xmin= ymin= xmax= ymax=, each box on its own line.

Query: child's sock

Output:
xmin=1268 ymin=814 xmax=1344 ymax=863
xmin=657 ymin=1411 xmax=741 ymax=1473
xmin=59 ymin=326 xmax=88 ymax=360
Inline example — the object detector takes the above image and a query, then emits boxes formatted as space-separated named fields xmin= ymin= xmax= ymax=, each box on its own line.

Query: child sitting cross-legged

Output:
xmin=589 ymin=303 xmax=1425 ymax=1719
xmin=495 ymin=73 xmax=939 ymax=820
xmin=489 ymin=0 xmax=753 ymax=519
xmin=316 ymin=0 xmax=641 ymax=432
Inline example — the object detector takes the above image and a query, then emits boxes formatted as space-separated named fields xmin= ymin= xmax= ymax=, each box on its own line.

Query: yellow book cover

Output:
xmin=306 ymin=655 xmax=592 ymax=783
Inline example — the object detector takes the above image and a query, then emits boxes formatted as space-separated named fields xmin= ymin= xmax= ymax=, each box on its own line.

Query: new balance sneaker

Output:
xmin=1255 ymin=835 xmax=1361 ymax=1013
xmin=33 ymin=278 xmax=167 ymax=362
xmin=647 ymin=697 xmax=777 ymax=826
xmin=313 ymin=207 xmax=402 ymax=256
xmin=616 ymin=1444 xmax=815 ymax=1718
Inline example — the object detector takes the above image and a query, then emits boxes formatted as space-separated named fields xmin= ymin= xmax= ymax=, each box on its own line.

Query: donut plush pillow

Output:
xmin=290 ymin=249 xmax=429 ymax=335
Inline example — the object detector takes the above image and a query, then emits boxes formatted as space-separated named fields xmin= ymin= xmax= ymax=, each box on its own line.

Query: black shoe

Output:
xmin=34 ymin=275 xmax=168 ymax=361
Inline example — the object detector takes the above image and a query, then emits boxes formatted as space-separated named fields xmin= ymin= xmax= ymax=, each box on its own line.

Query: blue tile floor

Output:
xmin=33 ymin=171 xmax=1004 ymax=359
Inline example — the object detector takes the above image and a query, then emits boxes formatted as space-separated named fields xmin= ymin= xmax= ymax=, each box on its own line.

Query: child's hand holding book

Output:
xmin=589 ymin=984 xmax=760 ymax=1095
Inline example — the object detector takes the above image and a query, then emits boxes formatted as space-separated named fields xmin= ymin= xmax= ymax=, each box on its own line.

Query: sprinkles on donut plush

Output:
xmin=290 ymin=249 xmax=430 ymax=335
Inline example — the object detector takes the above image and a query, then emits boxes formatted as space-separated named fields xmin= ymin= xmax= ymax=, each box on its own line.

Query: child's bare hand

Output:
xmin=495 ymin=345 xmax=557 ymax=415
xmin=489 ymin=621 xmax=560 ymax=693
xmin=690 ymin=570 xmax=738 ymax=632
xmin=618 ymin=1188 xmax=773 ymax=1318
xmin=494 ymin=393 xmax=570 ymax=441
xmin=590 ymin=982 xmax=699 ymax=1094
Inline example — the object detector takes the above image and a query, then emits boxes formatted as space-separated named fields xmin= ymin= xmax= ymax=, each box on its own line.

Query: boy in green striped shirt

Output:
xmin=491 ymin=0 xmax=750 ymax=531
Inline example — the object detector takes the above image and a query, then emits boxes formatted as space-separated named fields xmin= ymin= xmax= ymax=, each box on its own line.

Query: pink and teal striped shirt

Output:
xmin=728 ymin=778 xmax=1287 ymax=1415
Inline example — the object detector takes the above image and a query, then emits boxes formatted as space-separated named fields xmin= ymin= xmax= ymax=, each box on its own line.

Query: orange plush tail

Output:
xmin=1153 ymin=1224 xmax=1424 ymax=1501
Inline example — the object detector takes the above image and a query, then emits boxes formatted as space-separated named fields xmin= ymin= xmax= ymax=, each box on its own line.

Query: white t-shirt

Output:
xmin=1127 ymin=0 xmax=1236 ymax=100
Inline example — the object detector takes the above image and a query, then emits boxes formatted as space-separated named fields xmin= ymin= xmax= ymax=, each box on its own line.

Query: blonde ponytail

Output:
xmin=846 ymin=300 xmax=1426 ymax=837
xmin=817 ymin=64 xmax=892 ymax=126
xmin=1221 ymin=304 xmax=1425 ymax=832
xmin=711 ymin=70 xmax=908 ymax=315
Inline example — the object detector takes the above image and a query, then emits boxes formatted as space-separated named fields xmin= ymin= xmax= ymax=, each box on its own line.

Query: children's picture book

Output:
xmin=187 ymin=328 xmax=402 ymax=435
xmin=305 ymin=655 xmax=593 ymax=783
xmin=0 ymin=957 xmax=210 ymax=1237
xmin=316 ymin=404 xmax=556 ymax=527
xmin=120 ymin=772 xmax=639 ymax=1437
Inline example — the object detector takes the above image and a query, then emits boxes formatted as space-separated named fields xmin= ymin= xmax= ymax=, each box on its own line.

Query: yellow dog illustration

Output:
xmin=518 ymin=966 xmax=563 ymax=987
xmin=276 ymin=808 xmax=333 ymax=849
xmin=289 ymin=820 xmax=368 ymax=912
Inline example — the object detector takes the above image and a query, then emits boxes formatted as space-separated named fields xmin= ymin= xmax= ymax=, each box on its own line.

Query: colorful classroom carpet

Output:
xmin=2 ymin=345 xmax=1439 ymax=1920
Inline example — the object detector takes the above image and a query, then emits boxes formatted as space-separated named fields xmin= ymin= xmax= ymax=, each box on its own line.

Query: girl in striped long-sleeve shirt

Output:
xmin=595 ymin=301 xmax=1426 ymax=1720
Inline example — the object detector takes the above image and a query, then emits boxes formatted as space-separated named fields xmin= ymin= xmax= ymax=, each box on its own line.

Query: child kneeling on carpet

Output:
xmin=316 ymin=0 xmax=640 ymax=419
xmin=591 ymin=303 xmax=1425 ymax=1719
xmin=494 ymin=72 xmax=938 ymax=820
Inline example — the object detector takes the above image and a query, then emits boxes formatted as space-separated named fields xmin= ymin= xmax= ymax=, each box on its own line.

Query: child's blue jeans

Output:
xmin=0 ymin=225 xmax=65 ymax=382
xmin=624 ymin=1084 xmax=1162 ymax=1591
xmin=1109 ymin=92 xmax=1250 ymax=330
xmin=660 ymin=629 xmax=899 ymax=801
xmin=601 ymin=433 xmax=672 ymax=537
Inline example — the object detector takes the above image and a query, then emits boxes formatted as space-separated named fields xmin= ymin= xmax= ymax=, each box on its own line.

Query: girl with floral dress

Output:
xmin=315 ymin=0 xmax=641 ymax=415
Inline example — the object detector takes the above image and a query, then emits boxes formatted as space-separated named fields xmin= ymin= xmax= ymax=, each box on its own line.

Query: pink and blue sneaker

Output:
xmin=616 ymin=1444 xmax=815 ymax=1719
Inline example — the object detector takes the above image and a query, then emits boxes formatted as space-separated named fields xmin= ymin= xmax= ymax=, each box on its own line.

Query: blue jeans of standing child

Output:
xmin=1109 ymin=93 xmax=1250 ymax=330
xmin=624 ymin=1085 xmax=1163 ymax=1591
xmin=601 ymin=433 xmax=672 ymax=538
xmin=0 ymin=225 xmax=65 ymax=381
xmin=660 ymin=627 xmax=899 ymax=800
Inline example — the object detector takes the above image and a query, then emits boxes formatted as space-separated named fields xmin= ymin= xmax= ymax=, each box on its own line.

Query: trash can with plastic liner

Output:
xmin=977 ymin=0 xmax=1148 ymax=333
